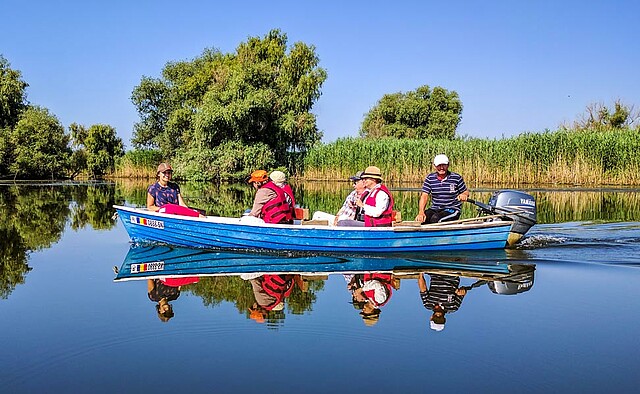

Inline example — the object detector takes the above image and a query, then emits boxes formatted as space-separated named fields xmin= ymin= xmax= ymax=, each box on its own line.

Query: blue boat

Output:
xmin=114 ymin=190 xmax=537 ymax=253
xmin=115 ymin=205 xmax=514 ymax=253
xmin=114 ymin=244 xmax=533 ymax=285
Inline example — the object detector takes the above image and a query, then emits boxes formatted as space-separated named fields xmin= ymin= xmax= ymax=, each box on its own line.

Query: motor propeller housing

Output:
xmin=488 ymin=190 xmax=537 ymax=242
xmin=470 ymin=190 xmax=537 ymax=245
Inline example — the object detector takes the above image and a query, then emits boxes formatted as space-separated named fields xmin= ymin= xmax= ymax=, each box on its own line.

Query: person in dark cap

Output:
xmin=310 ymin=170 xmax=370 ymax=226
xmin=334 ymin=170 xmax=370 ymax=226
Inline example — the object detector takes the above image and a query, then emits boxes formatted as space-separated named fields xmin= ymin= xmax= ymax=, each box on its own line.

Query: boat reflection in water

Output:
xmin=115 ymin=245 xmax=535 ymax=327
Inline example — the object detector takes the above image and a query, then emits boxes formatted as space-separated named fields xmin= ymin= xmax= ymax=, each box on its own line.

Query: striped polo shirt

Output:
xmin=421 ymin=171 xmax=467 ymax=210
xmin=420 ymin=274 xmax=464 ymax=313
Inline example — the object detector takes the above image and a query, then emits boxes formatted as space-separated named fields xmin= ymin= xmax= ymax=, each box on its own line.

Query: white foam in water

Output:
xmin=518 ymin=234 xmax=566 ymax=248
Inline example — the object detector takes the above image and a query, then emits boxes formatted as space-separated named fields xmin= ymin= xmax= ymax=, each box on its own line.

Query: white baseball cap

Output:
xmin=433 ymin=154 xmax=449 ymax=166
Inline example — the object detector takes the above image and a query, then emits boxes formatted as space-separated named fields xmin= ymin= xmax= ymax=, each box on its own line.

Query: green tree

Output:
xmin=84 ymin=124 xmax=124 ymax=178
xmin=70 ymin=185 xmax=119 ymax=230
xmin=0 ymin=225 xmax=31 ymax=299
xmin=0 ymin=187 xmax=31 ymax=299
xmin=0 ymin=55 xmax=28 ymax=129
xmin=570 ymin=100 xmax=639 ymax=131
xmin=68 ymin=122 xmax=88 ymax=179
xmin=360 ymin=85 xmax=463 ymax=140
xmin=68 ymin=149 xmax=87 ymax=179
xmin=68 ymin=123 xmax=124 ymax=178
xmin=173 ymin=140 xmax=275 ymax=182
xmin=0 ymin=126 xmax=14 ymax=175
xmin=11 ymin=185 xmax=71 ymax=251
xmin=69 ymin=122 xmax=88 ymax=147
xmin=131 ymin=29 xmax=327 ymax=177
xmin=10 ymin=106 xmax=71 ymax=179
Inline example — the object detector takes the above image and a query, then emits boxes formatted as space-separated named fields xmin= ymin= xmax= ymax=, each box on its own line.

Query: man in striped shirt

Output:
xmin=418 ymin=273 xmax=467 ymax=332
xmin=415 ymin=154 xmax=469 ymax=224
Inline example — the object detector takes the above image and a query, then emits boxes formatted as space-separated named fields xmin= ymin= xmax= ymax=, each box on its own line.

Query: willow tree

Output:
xmin=360 ymin=85 xmax=462 ymax=140
xmin=131 ymin=29 xmax=327 ymax=178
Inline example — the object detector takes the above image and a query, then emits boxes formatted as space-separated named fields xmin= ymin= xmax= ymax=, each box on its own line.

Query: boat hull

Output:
xmin=115 ymin=206 xmax=514 ymax=253
xmin=115 ymin=244 xmax=520 ymax=281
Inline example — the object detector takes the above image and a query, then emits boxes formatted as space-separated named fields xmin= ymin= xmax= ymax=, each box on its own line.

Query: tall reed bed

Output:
xmin=303 ymin=129 xmax=640 ymax=185
xmin=112 ymin=149 xmax=164 ymax=178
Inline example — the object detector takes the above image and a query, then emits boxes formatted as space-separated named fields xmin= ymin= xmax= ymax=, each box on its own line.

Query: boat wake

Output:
xmin=516 ymin=234 xmax=567 ymax=249
xmin=512 ymin=222 xmax=640 ymax=267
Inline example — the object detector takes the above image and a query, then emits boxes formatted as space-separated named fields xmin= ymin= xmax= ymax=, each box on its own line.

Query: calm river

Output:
xmin=1 ymin=181 xmax=639 ymax=393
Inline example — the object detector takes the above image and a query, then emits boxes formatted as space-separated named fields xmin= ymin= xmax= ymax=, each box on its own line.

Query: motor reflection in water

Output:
xmin=115 ymin=245 xmax=535 ymax=327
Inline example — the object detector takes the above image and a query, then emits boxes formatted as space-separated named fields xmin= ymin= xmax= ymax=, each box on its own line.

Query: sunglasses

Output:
xmin=161 ymin=171 xmax=173 ymax=176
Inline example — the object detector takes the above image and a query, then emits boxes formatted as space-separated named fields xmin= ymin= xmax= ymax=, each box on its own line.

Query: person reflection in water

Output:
xmin=147 ymin=277 xmax=199 ymax=322
xmin=245 ymin=274 xmax=302 ymax=323
xmin=347 ymin=273 xmax=395 ymax=326
xmin=418 ymin=273 xmax=467 ymax=332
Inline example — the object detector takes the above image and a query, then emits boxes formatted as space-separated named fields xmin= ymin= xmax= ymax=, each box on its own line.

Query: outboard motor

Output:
xmin=487 ymin=264 xmax=535 ymax=295
xmin=460 ymin=264 xmax=535 ymax=295
xmin=471 ymin=190 xmax=537 ymax=246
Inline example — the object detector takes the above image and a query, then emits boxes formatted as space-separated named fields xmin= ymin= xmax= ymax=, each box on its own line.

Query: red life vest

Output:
xmin=362 ymin=273 xmax=393 ymax=307
xmin=281 ymin=184 xmax=296 ymax=219
xmin=364 ymin=184 xmax=394 ymax=227
xmin=261 ymin=182 xmax=293 ymax=224
xmin=161 ymin=277 xmax=200 ymax=287
xmin=159 ymin=203 xmax=201 ymax=217
xmin=260 ymin=274 xmax=295 ymax=310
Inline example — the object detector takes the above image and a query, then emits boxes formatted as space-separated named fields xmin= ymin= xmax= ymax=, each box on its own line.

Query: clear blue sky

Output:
xmin=3 ymin=0 xmax=639 ymax=148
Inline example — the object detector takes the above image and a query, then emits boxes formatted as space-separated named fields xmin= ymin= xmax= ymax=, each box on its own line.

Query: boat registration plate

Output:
xmin=130 ymin=262 xmax=165 ymax=273
xmin=130 ymin=216 xmax=165 ymax=229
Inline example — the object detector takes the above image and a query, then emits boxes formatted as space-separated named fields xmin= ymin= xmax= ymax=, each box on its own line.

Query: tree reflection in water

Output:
xmin=3 ymin=179 xmax=637 ymax=301
xmin=0 ymin=183 xmax=121 ymax=298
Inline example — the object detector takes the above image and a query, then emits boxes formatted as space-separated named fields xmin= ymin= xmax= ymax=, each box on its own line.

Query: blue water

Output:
xmin=1 ymin=219 xmax=640 ymax=393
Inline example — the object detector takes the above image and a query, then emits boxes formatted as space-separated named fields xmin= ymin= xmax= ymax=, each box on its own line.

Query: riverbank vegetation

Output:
xmin=114 ymin=99 xmax=640 ymax=185
xmin=0 ymin=56 xmax=124 ymax=179
xmin=303 ymin=127 xmax=640 ymax=185
xmin=304 ymin=91 xmax=640 ymax=185
xmin=3 ymin=31 xmax=640 ymax=185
